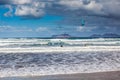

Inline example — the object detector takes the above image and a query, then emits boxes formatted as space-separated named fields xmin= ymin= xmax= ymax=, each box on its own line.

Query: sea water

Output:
xmin=0 ymin=38 xmax=120 ymax=48
xmin=0 ymin=38 xmax=120 ymax=77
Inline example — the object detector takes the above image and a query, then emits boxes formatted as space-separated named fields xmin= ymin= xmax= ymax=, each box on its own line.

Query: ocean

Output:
xmin=0 ymin=38 xmax=120 ymax=78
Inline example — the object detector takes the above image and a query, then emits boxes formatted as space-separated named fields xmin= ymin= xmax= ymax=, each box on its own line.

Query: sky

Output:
xmin=0 ymin=0 xmax=120 ymax=37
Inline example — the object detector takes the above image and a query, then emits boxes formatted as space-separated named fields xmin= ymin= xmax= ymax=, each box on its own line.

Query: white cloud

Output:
xmin=4 ymin=5 xmax=13 ymax=17
xmin=32 ymin=1 xmax=46 ymax=8
xmin=0 ymin=26 xmax=14 ymax=32
xmin=58 ymin=0 xmax=105 ymax=15
xmin=85 ymin=1 xmax=104 ymax=14
xmin=103 ymin=1 xmax=120 ymax=17
xmin=15 ymin=5 xmax=45 ymax=18
xmin=58 ymin=0 xmax=84 ymax=10
xmin=1 ymin=0 xmax=120 ymax=19
xmin=36 ymin=27 xmax=49 ymax=32
xmin=14 ymin=1 xmax=46 ymax=18
xmin=11 ymin=0 xmax=32 ymax=4
xmin=0 ymin=26 xmax=33 ymax=32
xmin=76 ymin=26 xmax=97 ymax=32
xmin=59 ymin=0 xmax=120 ymax=17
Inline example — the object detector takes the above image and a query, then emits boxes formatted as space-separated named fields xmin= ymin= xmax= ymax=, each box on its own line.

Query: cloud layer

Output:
xmin=1 ymin=0 xmax=120 ymax=19
xmin=0 ymin=0 xmax=120 ymax=34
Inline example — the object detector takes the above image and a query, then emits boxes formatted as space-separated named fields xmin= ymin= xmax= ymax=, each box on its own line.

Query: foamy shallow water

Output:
xmin=0 ymin=51 xmax=120 ymax=77
xmin=0 ymin=38 xmax=120 ymax=77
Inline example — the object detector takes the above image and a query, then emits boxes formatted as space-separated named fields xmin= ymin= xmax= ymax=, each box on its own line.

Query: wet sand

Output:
xmin=1 ymin=71 xmax=120 ymax=80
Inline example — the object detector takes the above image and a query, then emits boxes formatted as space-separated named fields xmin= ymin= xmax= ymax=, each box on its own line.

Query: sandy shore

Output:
xmin=1 ymin=71 xmax=120 ymax=80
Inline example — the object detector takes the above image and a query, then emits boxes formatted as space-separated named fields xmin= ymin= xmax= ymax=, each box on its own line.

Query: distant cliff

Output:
xmin=90 ymin=33 xmax=120 ymax=38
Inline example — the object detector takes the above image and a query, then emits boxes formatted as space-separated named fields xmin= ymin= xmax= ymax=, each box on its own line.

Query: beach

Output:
xmin=1 ymin=71 xmax=120 ymax=80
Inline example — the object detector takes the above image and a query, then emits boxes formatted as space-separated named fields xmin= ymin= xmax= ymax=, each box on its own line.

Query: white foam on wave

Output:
xmin=0 ymin=46 xmax=120 ymax=53
xmin=0 ymin=38 xmax=120 ymax=77
xmin=0 ymin=38 xmax=120 ymax=48
xmin=0 ymin=51 xmax=120 ymax=77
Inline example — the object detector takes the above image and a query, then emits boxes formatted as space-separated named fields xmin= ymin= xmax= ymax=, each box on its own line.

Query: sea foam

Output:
xmin=0 ymin=38 xmax=120 ymax=77
xmin=0 ymin=51 xmax=120 ymax=77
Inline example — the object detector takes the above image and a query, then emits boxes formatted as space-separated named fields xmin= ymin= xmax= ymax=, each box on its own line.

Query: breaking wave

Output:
xmin=0 ymin=38 xmax=120 ymax=77
xmin=0 ymin=38 xmax=120 ymax=48
xmin=0 ymin=51 xmax=120 ymax=77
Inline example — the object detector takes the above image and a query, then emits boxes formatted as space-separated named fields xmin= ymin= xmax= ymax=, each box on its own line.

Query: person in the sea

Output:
xmin=59 ymin=40 xmax=63 ymax=47
xmin=60 ymin=44 xmax=63 ymax=47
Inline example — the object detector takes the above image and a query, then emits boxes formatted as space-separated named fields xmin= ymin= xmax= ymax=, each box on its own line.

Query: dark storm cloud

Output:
xmin=51 ymin=0 xmax=120 ymax=33
xmin=0 ymin=0 xmax=32 ymax=5
xmin=0 ymin=0 xmax=12 ymax=5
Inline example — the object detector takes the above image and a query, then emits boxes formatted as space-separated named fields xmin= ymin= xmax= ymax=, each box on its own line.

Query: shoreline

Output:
xmin=1 ymin=71 xmax=120 ymax=80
